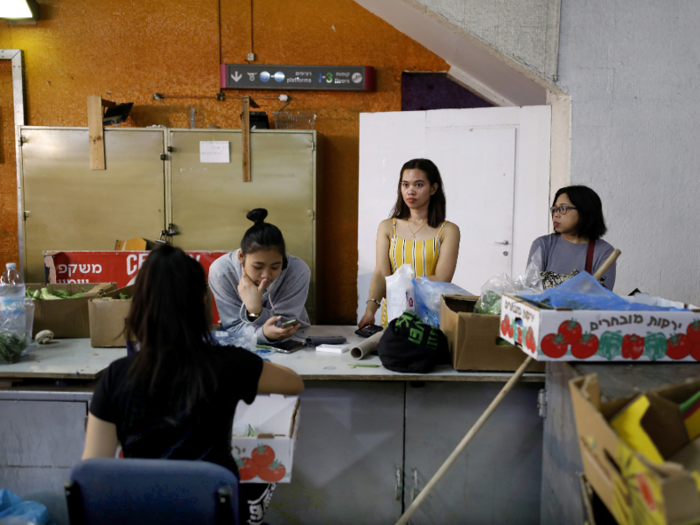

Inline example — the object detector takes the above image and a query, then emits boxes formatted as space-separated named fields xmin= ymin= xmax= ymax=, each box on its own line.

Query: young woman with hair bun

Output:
xmin=209 ymin=208 xmax=311 ymax=343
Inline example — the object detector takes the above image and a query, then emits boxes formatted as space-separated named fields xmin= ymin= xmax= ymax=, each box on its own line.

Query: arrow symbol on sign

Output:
xmin=231 ymin=72 xmax=242 ymax=82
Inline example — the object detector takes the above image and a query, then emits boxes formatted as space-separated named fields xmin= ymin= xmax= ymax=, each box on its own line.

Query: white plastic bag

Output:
xmin=214 ymin=323 xmax=257 ymax=352
xmin=474 ymin=262 xmax=543 ymax=315
xmin=385 ymin=264 xmax=415 ymax=324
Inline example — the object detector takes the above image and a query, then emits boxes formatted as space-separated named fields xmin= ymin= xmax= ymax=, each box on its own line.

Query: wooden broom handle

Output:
xmin=593 ymin=249 xmax=621 ymax=280
xmin=394 ymin=355 xmax=534 ymax=525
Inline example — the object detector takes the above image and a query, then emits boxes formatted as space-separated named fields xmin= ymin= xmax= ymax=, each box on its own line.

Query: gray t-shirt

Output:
xmin=208 ymin=249 xmax=311 ymax=344
xmin=527 ymin=234 xmax=617 ymax=291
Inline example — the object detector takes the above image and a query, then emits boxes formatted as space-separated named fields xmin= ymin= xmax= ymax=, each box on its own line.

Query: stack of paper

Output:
xmin=315 ymin=344 xmax=349 ymax=354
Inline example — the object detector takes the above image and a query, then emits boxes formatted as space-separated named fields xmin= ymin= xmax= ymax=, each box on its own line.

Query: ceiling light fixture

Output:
xmin=1 ymin=0 xmax=40 ymax=24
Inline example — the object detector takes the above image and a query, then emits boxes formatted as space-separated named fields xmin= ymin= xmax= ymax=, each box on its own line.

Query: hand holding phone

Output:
xmin=263 ymin=316 xmax=300 ymax=341
xmin=355 ymin=324 xmax=383 ymax=338
xmin=281 ymin=318 xmax=299 ymax=329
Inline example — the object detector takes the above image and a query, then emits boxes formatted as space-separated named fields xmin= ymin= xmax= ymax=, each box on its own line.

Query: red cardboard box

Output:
xmin=44 ymin=251 xmax=229 ymax=324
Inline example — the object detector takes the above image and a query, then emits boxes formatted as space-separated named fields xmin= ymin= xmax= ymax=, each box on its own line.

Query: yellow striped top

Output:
xmin=381 ymin=218 xmax=447 ymax=325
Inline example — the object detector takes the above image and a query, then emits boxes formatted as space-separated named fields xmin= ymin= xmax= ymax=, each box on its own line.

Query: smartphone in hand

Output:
xmin=281 ymin=318 xmax=299 ymax=329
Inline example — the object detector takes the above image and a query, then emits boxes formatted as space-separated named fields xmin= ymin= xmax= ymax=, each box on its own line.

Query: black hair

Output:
xmin=240 ymin=208 xmax=288 ymax=269
xmin=554 ymin=185 xmax=608 ymax=240
xmin=389 ymin=159 xmax=447 ymax=228
xmin=126 ymin=245 xmax=216 ymax=416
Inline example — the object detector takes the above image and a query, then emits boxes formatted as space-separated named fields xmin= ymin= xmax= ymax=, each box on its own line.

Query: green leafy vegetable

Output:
xmin=474 ymin=290 xmax=502 ymax=315
xmin=0 ymin=331 xmax=26 ymax=364
xmin=119 ymin=293 xmax=130 ymax=300
xmin=40 ymin=288 xmax=61 ymax=300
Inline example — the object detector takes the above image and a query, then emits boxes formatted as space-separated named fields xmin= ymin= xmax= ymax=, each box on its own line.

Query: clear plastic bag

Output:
xmin=0 ymin=309 xmax=28 ymax=365
xmin=474 ymin=263 xmax=544 ymax=315
xmin=413 ymin=277 xmax=471 ymax=327
xmin=213 ymin=322 xmax=257 ymax=351
xmin=385 ymin=264 xmax=415 ymax=324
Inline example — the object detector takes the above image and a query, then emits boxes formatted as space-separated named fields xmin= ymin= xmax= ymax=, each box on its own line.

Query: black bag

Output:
xmin=377 ymin=311 xmax=450 ymax=374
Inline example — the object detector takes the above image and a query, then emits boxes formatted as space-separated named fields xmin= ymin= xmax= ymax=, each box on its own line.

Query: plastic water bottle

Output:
xmin=0 ymin=262 xmax=27 ymax=342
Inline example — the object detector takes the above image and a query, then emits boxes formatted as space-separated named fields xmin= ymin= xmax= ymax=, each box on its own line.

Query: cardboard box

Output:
xmin=88 ymin=285 xmax=135 ymax=347
xmin=28 ymin=283 xmax=116 ymax=338
xmin=439 ymin=295 xmax=545 ymax=372
xmin=43 ymin=250 xmax=229 ymax=323
xmin=114 ymin=238 xmax=155 ymax=251
xmin=232 ymin=395 xmax=300 ymax=484
xmin=500 ymin=293 xmax=700 ymax=362
xmin=570 ymin=374 xmax=700 ymax=525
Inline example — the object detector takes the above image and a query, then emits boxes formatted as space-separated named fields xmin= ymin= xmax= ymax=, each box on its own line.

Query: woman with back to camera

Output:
xmin=527 ymin=185 xmax=617 ymax=290
xmin=81 ymin=245 xmax=304 ymax=524
xmin=209 ymin=208 xmax=311 ymax=344
xmin=359 ymin=158 xmax=461 ymax=328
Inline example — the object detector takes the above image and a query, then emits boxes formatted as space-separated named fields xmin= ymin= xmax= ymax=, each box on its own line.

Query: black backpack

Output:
xmin=377 ymin=311 xmax=450 ymax=374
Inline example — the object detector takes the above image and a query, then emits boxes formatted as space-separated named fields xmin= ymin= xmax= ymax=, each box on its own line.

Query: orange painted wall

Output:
xmin=0 ymin=0 xmax=447 ymax=323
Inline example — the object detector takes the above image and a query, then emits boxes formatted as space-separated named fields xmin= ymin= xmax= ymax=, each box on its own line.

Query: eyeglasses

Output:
xmin=550 ymin=205 xmax=577 ymax=215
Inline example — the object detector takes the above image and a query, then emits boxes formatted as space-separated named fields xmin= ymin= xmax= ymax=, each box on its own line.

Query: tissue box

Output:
xmin=232 ymin=395 xmax=300 ymax=483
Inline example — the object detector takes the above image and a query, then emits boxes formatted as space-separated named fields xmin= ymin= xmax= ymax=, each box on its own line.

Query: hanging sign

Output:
xmin=220 ymin=64 xmax=374 ymax=91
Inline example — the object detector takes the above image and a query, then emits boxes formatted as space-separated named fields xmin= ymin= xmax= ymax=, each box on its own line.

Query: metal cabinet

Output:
xmin=168 ymin=129 xmax=317 ymax=320
xmin=403 ymin=382 xmax=543 ymax=524
xmin=19 ymin=127 xmax=167 ymax=283
xmin=264 ymin=381 xmax=405 ymax=525
xmin=0 ymin=396 xmax=90 ymax=525
xmin=18 ymin=127 xmax=318 ymax=319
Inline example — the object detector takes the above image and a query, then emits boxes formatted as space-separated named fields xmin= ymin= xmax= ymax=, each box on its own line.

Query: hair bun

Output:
xmin=246 ymin=208 xmax=268 ymax=224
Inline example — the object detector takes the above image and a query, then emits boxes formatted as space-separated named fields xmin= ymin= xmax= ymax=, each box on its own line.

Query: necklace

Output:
xmin=406 ymin=220 xmax=427 ymax=239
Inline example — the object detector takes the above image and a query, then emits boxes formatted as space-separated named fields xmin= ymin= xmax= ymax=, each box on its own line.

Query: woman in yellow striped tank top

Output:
xmin=359 ymin=159 xmax=461 ymax=328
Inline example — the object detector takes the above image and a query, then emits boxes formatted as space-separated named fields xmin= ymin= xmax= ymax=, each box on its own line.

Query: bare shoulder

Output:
xmin=441 ymin=221 xmax=460 ymax=239
xmin=377 ymin=218 xmax=394 ymax=237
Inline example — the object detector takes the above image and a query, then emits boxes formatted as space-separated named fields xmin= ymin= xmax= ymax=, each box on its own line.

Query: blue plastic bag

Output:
xmin=519 ymin=272 xmax=688 ymax=312
xmin=412 ymin=277 xmax=471 ymax=327
xmin=0 ymin=489 xmax=55 ymax=525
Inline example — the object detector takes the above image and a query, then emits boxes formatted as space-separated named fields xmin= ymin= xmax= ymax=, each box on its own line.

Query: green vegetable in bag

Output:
xmin=598 ymin=331 xmax=623 ymax=360
xmin=0 ymin=331 xmax=26 ymax=364
xmin=644 ymin=332 xmax=667 ymax=361
xmin=474 ymin=290 xmax=502 ymax=315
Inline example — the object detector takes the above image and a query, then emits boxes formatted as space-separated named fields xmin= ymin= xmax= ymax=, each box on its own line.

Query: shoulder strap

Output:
xmin=585 ymin=240 xmax=595 ymax=274
xmin=437 ymin=221 xmax=447 ymax=236
xmin=392 ymin=218 xmax=397 ymax=236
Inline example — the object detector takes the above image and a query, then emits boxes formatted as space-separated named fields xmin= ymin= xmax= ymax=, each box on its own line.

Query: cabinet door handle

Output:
xmin=411 ymin=468 xmax=420 ymax=502
xmin=494 ymin=240 xmax=509 ymax=245
xmin=395 ymin=467 xmax=402 ymax=501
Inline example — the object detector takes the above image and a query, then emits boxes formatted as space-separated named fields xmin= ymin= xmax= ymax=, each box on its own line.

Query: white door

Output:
xmin=357 ymin=106 xmax=551 ymax=320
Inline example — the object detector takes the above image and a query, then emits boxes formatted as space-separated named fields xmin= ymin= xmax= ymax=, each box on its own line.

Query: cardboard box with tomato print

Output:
xmin=232 ymin=395 xmax=300 ymax=483
xmin=499 ymin=294 xmax=700 ymax=362
xmin=571 ymin=373 xmax=700 ymax=525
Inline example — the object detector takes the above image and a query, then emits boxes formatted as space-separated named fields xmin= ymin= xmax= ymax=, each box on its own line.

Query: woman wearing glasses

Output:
xmin=527 ymin=185 xmax=617 ymax=290
xmin=209 ymin=208 xmax=310 ymax=343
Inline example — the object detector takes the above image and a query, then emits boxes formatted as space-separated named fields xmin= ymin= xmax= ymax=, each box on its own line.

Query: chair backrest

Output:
xmin=65 ymin=458 xmax=239 ymax=525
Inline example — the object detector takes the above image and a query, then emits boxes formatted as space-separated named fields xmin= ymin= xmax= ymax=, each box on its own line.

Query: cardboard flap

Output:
xmin=233 ymin=395 xmax=299 ymax=437
xmin=87 ymin=283 xmax=115 ymax=295
xmin=611 ymin=393 xmax=688 ymax=463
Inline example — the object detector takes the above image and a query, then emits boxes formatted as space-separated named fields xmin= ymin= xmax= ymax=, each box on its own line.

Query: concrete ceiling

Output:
xmin=355 ymin=0 xmax=557 ymax=106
